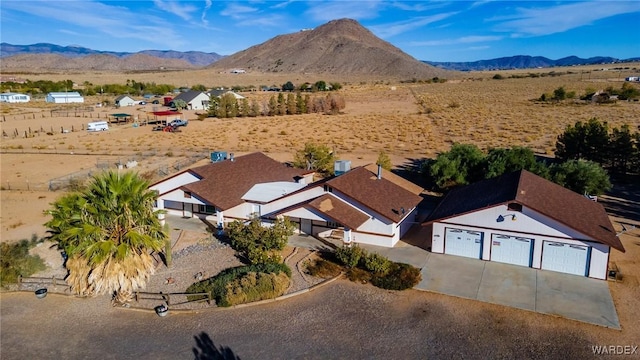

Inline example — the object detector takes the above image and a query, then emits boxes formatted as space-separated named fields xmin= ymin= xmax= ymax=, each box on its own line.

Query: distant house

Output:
xmin=115 ymin=95 xmax=136 ymax=107
xmin=422 ymin=170 xmax=625 ymax=280
xmin=0 ymin=92 xmax=30 ymax=103
xmin=46 ymin=92 xmax=84 ymax=104
xmin=207 ymin=89 xmax=245 ymax=100
xmin=230 ymin=69 xmax=246 ymax=74
xmin=625 ymin=76 xmax=639 ymax=82
xmin=172 ymin=90 xmax=210 ymax=110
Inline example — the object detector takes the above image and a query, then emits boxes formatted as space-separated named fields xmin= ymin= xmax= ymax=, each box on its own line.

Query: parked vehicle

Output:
xmin=152 ymin=99 xmax=160 ymax=104
xmin=169 ymin=119 xmax=188 ymax=127
xmin=163 ymin=97 xmax=173 ymax=106
xmin=87 ymin=121 xmax=109 ymax=132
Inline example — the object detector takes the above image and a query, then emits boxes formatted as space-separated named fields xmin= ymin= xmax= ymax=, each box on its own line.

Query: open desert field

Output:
xmin=1 ymin=65 xmax=639 ymax=242
xmin=1 ymin=66 xmax=640 ymax=355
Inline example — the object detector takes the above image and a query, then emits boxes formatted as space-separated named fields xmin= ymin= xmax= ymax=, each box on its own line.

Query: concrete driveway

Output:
xmin=356 ymin=241 xmax=620 ymax=329
xmin=166 ymin=216 xmax=620 ymax=329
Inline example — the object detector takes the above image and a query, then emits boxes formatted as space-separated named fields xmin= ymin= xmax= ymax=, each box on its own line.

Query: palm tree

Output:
xmin=45 ymin=171 xmax=166 ymax=304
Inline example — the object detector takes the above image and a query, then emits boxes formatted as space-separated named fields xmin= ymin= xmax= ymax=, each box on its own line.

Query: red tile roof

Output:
xmin=307 ymin=194 xmax=370 ymax=230
xmin=326 ymin=166 xmax=423 ymax=223
xmin=182 ymin=152 xmax=310 ymax=210
xmin=424 ymin=170 xmax=625 ymax=252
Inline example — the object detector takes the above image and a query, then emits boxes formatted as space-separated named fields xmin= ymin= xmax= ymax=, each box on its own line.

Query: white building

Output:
xmin=0 ymin=92 xmax=30 ymax=103
xmin=150 ymin=153 xmax=424 ymax=248
xmin=46 ymin=92 xmax=84 ymax=104
xmin=423 ymin=170 xmax=625 ymax=280
xmin=115 ymin=95 xmax=136 ymax=107
xmin=172 ymin=90 xmax=210 ymax=110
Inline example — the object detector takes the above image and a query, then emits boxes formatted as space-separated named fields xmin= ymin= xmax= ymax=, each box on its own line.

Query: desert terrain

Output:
xmin=1 ymin=66 xmax=639 ymax=355
xmin=1 ymin=65 xmax=639 ymax=242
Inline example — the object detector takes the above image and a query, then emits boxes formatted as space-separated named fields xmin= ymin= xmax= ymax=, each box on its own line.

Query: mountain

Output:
xmin=424 ymin=55 xmax=633 ymax=71
xmin=209 ymin=18 xmax=448 ymax=78
xmin=0 ymin=53 xmax=198 ymax=71
xmin=0 ymin=42 xmax=223 ymax=66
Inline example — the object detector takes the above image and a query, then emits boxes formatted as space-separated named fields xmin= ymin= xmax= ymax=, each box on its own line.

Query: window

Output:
xmin=327 ymin=221 xmax=341 ymax=228
xmin=507 ymin=203 xmax=522 ymax=212
xmin=198 ymin=205 xmax=215 ymax=214
xmin=184 ymin=191 xmax=191 ymax=198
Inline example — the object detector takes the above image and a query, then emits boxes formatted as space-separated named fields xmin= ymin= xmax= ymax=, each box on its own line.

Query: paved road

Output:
xmin=1 ymin=280 xmax=601 ymax=360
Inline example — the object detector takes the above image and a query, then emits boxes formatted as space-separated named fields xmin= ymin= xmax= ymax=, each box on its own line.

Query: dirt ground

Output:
xmin=1 ymin=69 xmax=639 ymax=354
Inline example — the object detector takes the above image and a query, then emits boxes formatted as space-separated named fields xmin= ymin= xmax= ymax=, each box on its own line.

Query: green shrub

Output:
xmin=335 ymin=245 xmax=366 ymax=268
xmin=0 ymin=236 xmax=46 ymax=286
xmin=371 ymin=263 xmax=421 ymax=290
xmin=306 ymin=258 xmax=342 ymax=278
xmin=224 ymin=271 xmax=290 ymax=306
xmin=363 ymin=252 xmax=391 ymax=275
xmin=186 ymin=263 xmax=291 ymax=306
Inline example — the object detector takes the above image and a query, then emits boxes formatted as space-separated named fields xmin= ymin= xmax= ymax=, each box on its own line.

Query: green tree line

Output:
xmin=208 ymin=92 xmax=345 ymax=118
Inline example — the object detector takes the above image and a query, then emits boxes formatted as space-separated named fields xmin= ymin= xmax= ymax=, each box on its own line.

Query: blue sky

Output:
xmin=1 ymin=1 xmax=639 ymax=62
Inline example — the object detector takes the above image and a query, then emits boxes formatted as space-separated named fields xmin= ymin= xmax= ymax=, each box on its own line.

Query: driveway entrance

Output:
xmin=416 ymin=252 xmax=620 ymax=329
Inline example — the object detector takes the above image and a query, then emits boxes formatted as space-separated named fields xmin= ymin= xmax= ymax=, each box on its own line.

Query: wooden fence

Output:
xmin=134 ymin=291 xmax=213 ymax=306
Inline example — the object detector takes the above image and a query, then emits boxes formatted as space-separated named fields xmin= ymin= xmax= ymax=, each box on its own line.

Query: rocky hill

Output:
xmin=209 ymin=18 xmax=449 ymax=78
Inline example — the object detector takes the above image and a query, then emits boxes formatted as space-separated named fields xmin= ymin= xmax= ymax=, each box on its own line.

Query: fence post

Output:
xmin=53 ymin=276 xmax=56 ymax=286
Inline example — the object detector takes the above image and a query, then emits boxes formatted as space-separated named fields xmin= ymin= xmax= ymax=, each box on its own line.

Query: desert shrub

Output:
xmin=492 ymin=74 xmax=504 ymax=80
xmin=362 ymin=252 xmax=391 ymax=275
xmin=0 ymin=236 xmax=46 ymax=287
xmin=306 ymin=257 xmax=342 ymax=278
xmin=371 ymin=263 xmax=421 ymax=290
xmin=345 ymin=267 xmax=372 ymax=283
xmin=335 ymin=245 xmax=366 ymax=268
xmin=186 ymin=263 xmax=291 ymax=306
xmin=224 ymin=271 xmax=290 ymax=306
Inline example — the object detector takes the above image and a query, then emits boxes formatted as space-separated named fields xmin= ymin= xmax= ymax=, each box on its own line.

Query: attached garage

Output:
xmin=491 ymin=234 xmax=533 ymax=267
xmin=445 ymin=228 xmax=482 ymax=259
xmin=541 ymin=241 xmax=590 ymax=276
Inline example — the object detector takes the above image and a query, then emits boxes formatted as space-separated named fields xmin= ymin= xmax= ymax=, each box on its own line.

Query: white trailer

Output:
xmin=87 ymin=121 xmax=109 ymax=132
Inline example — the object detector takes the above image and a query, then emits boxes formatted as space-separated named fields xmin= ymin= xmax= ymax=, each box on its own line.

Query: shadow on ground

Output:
xmin=193 ymin=332 xmax=241 ymax=360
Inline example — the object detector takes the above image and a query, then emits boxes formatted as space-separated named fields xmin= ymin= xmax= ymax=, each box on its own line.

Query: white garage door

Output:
xmin=541 ymin=241 xmax=589 ymax=276
xmin=445 ymin=228 xmax=482 ymax=259
xmin=491 ymin=234 xmax=533 ymax=267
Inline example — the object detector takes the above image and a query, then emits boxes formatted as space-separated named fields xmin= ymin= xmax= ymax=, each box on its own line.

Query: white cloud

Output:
xmin=369 ymin=13 xmax=457 ymax=38
xmin=153 ymin=0 xmax=198 ymax=22
xmin=305 ymin=1 xmax=383 ymax=22
xmin=202 ymin=0 xmax=213 ymax=25
xmin=492 ymin=1 xmax=640 ymax=37
xmin=391 ymin=1 xmax=451 ymax=12
xmin=1 ymin=1 xmax=186 ymax=49
xmin=411 ymin=35 xmax=502 ymax=46
xmin=220 ymin=3 xmax=259 ymax=20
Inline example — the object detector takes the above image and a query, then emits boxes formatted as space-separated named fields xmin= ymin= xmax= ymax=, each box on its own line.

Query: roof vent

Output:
xmin=377 ymin=164 xmax=382 ymax=180
xmin=230 ymin=153 xmax=235 ymax=162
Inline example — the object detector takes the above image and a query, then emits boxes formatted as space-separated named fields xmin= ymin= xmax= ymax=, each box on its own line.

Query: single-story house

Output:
xmin=0 ymin=92 xmax=30 ymax=103
xmin=150 ymin=152 xmax=424 ymax=248
xmin=172 ymin=90 xmax=210 ymax=110
xmin=115 ymin=95 xmax=136 ymax=107
xmin=207 ymin=89 xmax=245 ymax=100
xmin=46 ymin=92 xmax=84 ymax=104
xmin=422 ymin=170 xmax=625 ymax=280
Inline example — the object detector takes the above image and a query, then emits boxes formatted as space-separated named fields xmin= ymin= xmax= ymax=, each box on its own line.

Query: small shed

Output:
xmin=115 ymin=95 xmax=136 ymax=107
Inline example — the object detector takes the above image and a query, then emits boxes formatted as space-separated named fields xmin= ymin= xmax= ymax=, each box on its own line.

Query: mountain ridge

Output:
xmin=425 ymin=55 xmax=640 ymax=71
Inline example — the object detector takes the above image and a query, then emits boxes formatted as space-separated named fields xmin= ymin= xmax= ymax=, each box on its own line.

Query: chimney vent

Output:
xmin=377 ymin=164 xmax=382 ymax=180
xmin=230 ymin=153 xmax=235 ymax=162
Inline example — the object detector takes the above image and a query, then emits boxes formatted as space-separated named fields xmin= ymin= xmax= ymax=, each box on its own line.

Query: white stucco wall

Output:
xmin=429 ymin=204 xmax=611 ymax=279
xmin=150 ymin=172 xmax=200 ymax=195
